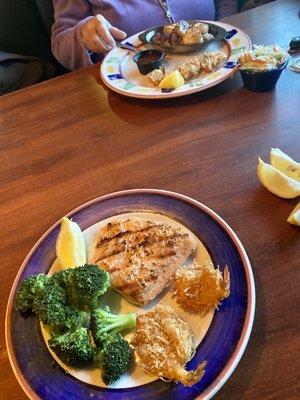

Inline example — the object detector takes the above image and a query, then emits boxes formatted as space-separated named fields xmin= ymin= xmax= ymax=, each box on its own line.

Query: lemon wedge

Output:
xmin=158 ymin=70 xmax=185 ymax=89
xmin=257 ymin=157 xmax=300 ymax=198
xmin=287 ymin=202 xmax=300 ymax=226
xmin=270 ymin=148 xmax=300 ymax=183
xmin=56 ymin=217 xmax=86 ymax=269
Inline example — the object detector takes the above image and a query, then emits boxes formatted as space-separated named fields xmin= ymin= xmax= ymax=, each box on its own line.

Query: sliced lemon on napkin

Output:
xmin=270 ymin=148 xmax=300 ymax=183
xmin=257 ymin=157 xmax=300 ymax=198
xmin=158 ymin=70 xmax=185 ymax=89
xmin=287 ymin=202 xmax=300 ymax=226
xmin=56 ymin=217 xmax=86 ymax=268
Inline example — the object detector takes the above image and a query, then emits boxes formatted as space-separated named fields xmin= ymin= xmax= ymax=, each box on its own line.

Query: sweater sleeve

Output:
xmin=215 ymin=0 xmax=238 ymax=19
xmin=51 ymin=0 xmax=94 ymax=70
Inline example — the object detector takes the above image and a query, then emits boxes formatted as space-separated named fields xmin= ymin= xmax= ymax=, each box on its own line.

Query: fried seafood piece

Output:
xmin=203 ymin=32 xmax=214 ymax=41
xmin=147 ymin=68 xmax=165 ymax=85
xmin=173 ymin=260 xmax=230 ymax=315
xmin=182 ymin=26 xmax=204 ymax=45
xmin=155 ymin=21 xmax=213 ymax=46
xmin=163 ymin=20 xmax=189 ymax=37
xmin=182 ymin=22 xmax=211 ymax=45
xmin=178 ymin=51 xmax=227 ymax=80
xmin=148 ymin=52 xmax=226 ymax=86
xmin=131 ymin=305 xmax=206 ymax=386
xmin=163 ymin=24 xmax=175 ymax=34
xmin=172 ymin=20 xmax=189 ymax=38
xmin=91 ymin=219 xmax=196 ymax=305
xmin=195 ymin=22 xmax=209 ymax=34
xmin=179 ymin=62 xmax=200 ymax=80
xmin=154 ymin=21 xmax=189 ymax=46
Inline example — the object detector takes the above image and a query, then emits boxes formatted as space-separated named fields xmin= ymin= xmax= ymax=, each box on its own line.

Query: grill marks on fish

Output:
xmin=95 ymin=220 xmax=156 ymax=246
xmin=93 ymin=225 xmax=180 ymax=262
xmin=91 ymin=219 xmax=196 ymax=305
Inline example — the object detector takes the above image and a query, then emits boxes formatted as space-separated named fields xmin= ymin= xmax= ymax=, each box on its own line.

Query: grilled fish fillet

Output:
xmin=91 ymin=219 xmax=196 ymax=305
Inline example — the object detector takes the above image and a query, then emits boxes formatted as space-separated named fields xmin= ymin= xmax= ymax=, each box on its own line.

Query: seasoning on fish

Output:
xmin=91 ymin=219 xmax=196 ymax=305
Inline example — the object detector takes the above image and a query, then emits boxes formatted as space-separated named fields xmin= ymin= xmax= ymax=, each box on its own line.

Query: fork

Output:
xmin=115 ymin=42 xmax=139 ymax=52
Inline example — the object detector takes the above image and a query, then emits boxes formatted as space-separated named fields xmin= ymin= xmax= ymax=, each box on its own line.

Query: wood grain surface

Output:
xmin=1 ymin=0 xmax=299 ymax=399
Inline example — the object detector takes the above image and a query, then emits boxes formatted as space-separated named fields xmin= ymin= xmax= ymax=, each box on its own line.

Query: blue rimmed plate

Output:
xmin=6 ymin=189 xmax=255 ymax=400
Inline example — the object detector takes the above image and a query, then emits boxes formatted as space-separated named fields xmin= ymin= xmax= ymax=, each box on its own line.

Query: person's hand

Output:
xmin=81 ymin=15 xmax=127 ymax=53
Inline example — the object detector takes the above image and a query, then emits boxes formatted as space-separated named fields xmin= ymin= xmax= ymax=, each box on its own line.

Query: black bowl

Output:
xmin=239 ymin=61 xmax=288 ymax=92
xmin=133 ymin=49 xmax=164 ymax=75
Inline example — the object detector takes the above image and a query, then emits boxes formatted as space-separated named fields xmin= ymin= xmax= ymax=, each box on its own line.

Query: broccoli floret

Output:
xmin=49 ymin=327 xmax=94 ymax=367
xmin=90 ymin=306 xmax=136 ymax=348
xmin=65 ymin=264 xmax=110 ymax=310
xmin=50 ymin=265 xmax=110 ymax=311
xmin=63 ymin=306 xmax=90 ymax=332
xmin=32 ymin=279 xmax=90 ymax=334
xmin=15 ymin=274 xmax=48 ymax=313
xmin=33 ymin=280 xmax=67 ymax=333
xmin=94 ymin=334 xmax=132 ymax=384
xmin=50 ymin=269 xmax=72 ymax=288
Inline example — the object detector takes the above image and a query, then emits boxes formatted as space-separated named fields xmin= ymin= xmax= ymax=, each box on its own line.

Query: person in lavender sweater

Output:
xmin=52 ymin=0 xmax=237 ymax=70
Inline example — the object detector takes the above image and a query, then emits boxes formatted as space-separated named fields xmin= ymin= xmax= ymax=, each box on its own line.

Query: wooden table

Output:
xmin=1 ymin=0 xmax=299 ymax=398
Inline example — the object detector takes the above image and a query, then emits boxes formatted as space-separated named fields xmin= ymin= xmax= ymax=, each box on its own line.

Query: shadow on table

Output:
xmin=214 ymin=258 xmax=267 ymax=399
xmin=106 ymin=73 xmax=243 ymax=127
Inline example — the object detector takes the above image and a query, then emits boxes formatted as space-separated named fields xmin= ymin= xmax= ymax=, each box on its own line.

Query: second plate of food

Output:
xmin=101 ymin=21 xmax=251 ymax=99
xmin=6 ymin=189 xmax=255 ymax=400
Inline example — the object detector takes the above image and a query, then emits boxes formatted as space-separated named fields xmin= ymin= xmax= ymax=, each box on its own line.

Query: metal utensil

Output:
xmin=115 ymin=42 xmax=139 ymax=52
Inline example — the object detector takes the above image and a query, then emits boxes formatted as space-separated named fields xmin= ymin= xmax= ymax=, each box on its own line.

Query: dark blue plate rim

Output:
xmin=5 ymin=189 xmax=255 ymax=400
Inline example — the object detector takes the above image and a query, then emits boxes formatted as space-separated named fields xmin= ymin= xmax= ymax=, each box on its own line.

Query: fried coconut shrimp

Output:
xmin=147 ymin=68 xmax=165 ymax=85
xmin=178 ymin=52 xmax=227 ymax=80
xmin=174 ymin=261 xmax=230 ymax=315
xmin=131 ymin=305 xmax=206 ymax=386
